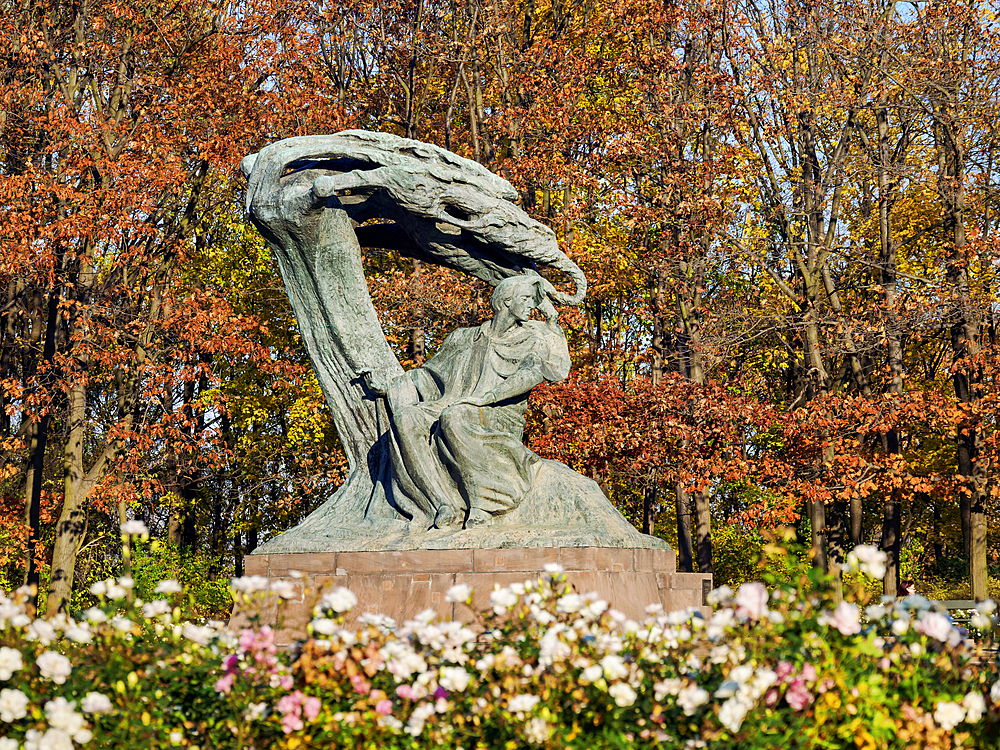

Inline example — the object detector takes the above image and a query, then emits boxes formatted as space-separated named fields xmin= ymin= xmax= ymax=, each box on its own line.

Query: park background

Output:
xmin=2 ymin=0 xmax=999 ymax=618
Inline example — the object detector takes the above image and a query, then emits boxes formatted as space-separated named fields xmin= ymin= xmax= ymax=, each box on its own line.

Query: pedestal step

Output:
xmin=230 ymin=547 xmax=711 ymax=644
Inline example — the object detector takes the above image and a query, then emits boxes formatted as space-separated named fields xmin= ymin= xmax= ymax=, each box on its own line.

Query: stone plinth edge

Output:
xmin=231 ymin=546 xmax=711 ymax=645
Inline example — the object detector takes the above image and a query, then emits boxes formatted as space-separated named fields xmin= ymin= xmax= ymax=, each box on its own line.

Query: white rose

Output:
xmin=556 ymin=594 xmax=583 ymax=614
xmin=525 ymin=717 xmax=549 ymax=744
xmin=445 ymin=583 xmax=473 ymax=603
xmin=0 ymin=648 xmax=23 ymax=681
xmin=270 ymin=580 xmax=298 ymax=600
xmin=654 ymin=679 xmax=683 ymax=701
xmin=0 ymin=737 xmax=18 ymax=750
xmin=182 ymin=624 xmax=215 ymax=646
xmin=490 ymin=587 xmax=518 ymax=615
xmin=64 ymin=625 xmax=92 ymax=644
xmin=110 ymin=615 xmax=133 ymax=633
xmin=37 ymin=729 xmax=74 ymax=750
xmin=864 ymin=604 xmax=887 ymax=621
xmin=142 ymin=601 xmax=172 ymax=618
xmin=26 ymin=620 xmax=57 ymax=645
xmin=729 ymin=664 xmax=754 ymax=685
xmin=581 ymin=664 xmax=604 ymax=683
xmin=106 ymin=585 xmax=127 ymax=600
xmin=971 ymin=611 xmax=992 ymax=629
xmin=934 ymin=700 xmax=966 ymax=731
xmin=718 ymin=696 xmax=752 ymax=732
xmin=847 ymin=545 xmax=887 ymax=579
xmin=964 ymin=692 xmax=987 ymax=723
xmin=677 ymin=685 xmax=710 ymax=715
xmin=600 ymin=654 xmax=629 ymax=681
xmin=231 ymin=575 xmax=269 ymax=594
xmin=439 ymin=667 xmax=471 ymax=692
xmin=608 ymin=682 xmax=637 ymax=707
xmin=320 ymin=587 xmax=358 ymax=614
xmin=507 ymin=694 xmax=540 ymax=716
xmin=8 ymin=614 xmax=28 ymax=629
xmin=311 ymin=618 xmax=337 ymax=636
xmin=976 ymin=600 xmax=997 ymax=615
xmin=154 ymin=579 xmax=184 ymax=595
xmin=581 ymin=597 xmax=609 ymax=619
xmin=80 ymin=692 xmax=114 ymax=714
xmin=706 ymin=585 xmax=734 ymax=606
xmin=0 ymin=688 xmax=29 ymax=722
xmin=89 ymin=581 xmax=108 ymax=597
xmin=44 ymin=697 xmax=86 ymax=735
xmin=36 ymin=652 xmax=72 ymax=684
xmin=120 ymin=520 xmax=149 ymax=536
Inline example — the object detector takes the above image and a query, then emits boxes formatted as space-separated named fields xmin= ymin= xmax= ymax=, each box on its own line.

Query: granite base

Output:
xmin=230 ymin=547 xmax=711 ymax=644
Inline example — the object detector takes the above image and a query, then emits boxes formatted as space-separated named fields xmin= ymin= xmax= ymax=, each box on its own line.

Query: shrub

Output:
xmin=0 ymin=546 xmax=998 ymax=749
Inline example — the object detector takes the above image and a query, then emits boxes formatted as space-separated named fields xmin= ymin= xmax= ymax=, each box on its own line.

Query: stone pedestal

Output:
xmin=231 ymin=547 xmax=712 ymax=644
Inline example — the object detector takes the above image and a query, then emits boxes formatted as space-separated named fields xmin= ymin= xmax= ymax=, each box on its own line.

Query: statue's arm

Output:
xmin=479 ymin=354 xmax=548 ymax=404
xmin=359 ymin=333 xmax=457 ymax=407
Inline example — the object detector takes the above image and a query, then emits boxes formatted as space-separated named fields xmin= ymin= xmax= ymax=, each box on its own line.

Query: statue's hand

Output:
xmin=355 ymin=367 xmax=389 ymax=397
xmin=537 ymin=296 xmax=559 ymax=324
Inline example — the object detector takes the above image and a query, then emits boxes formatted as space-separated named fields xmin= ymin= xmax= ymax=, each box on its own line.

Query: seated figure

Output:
xmin=360 ymin=274 xmax=570 ymax=529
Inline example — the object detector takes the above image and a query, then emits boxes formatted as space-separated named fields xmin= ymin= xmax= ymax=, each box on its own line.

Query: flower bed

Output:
xmin=1 ymin=546 xmax=998 ymax=749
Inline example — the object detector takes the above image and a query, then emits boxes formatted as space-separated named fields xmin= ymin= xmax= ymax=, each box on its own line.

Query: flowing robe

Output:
xmin=383 ymin=319 xmax=570 ymax=525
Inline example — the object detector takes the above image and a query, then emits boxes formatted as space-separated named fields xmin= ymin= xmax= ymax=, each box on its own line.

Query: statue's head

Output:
xmin=490 ymin=275 xmax=546 ymax=319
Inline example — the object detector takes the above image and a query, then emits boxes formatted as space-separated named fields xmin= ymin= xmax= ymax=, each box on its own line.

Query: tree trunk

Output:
xmin=47 ymin=378 xmax=87 ymax=615
xmin=675 ymin=481 xmax=694 ymax=573
xmin=25 ymin=286 xmax=59 ymax=607
xmin=880 ymin=490 xmax=901 ymax=597
xmin=650 ymin=267 xmax=668 ymax=386
xmin=809 ymin=500 xmax=828 ymax=573
xmin=693 ymin=488 xmax=712 ymax=574
xmin=408 ymin=259 xmax=425 ymax=365
xmin=874 ymin=101 xmax=906 ymax=594
xmin=934 ymin=85 xmax=987 ymax=600
xmin=642 ymin=472 xmax=657 ymax=535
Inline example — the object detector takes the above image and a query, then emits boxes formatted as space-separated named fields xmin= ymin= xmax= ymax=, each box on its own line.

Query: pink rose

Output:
xmin=281 ymin=713 xmax=304 ymax=734
xmin=303 ymin=696 xmax=321 ymax=722
xmin=396 ymin=685 xmax=414 ymax=700
xmin=800 ymin=663 xmax=817 ymax=682
xmin=827 ymin=602 xmax=861 ymax=636
xmin=277 ymin=693 xmax=301 ymax=715
xmin=733 ymin=582 xmax=769 ymax=620
xmin=776 ymin=661 xmax=794 ymax=682
xmin=351 ymin=673 xmax=371 ymax=695
xmin=239 ymin=629 xmax=256 ymax=651
xmin=214 ymin=673 xmax=235 ymax=694
xmin=785 ymin=680 xmax=814 ymax=711
xmin=917 ymin=611 xmax=954 ymax=642
xmin=376 ymin=699 xmax=393 ymax=715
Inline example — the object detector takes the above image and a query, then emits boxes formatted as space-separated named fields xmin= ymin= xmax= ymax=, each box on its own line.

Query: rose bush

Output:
xmin=0 ymin=544 xmax=998 ymax=749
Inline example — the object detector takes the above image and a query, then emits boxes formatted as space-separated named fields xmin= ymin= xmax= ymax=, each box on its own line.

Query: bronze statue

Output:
xmin=241 ymin=130 xmax=666 ymax=553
